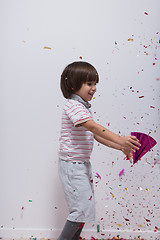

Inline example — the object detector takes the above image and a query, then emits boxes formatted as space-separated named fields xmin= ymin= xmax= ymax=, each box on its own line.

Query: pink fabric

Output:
xmin=131 ymin=132 xmax=157 ymax=164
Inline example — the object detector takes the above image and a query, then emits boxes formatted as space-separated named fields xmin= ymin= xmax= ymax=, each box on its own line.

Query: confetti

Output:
xmin=144 ymin=12 xmax=148 ymax=15
xmin=128 ymin=38 xmax=134 ymax=42
xmin=144 ymin=217 xmax=151 ymax=222
xmin=95 ymin=172 xmax=101 ymax=180
xmin=139 ymin=96 xmax=144 ymax=98
xmin=119 ymin=169 xmax=125 ymax=176
xmin=117 ymin=223 xmax=122 ymax=227
xmin=97 ymin=224 xmax=100 ymax=232
xmin=89 ymin=195 xmax=92 ymax=200
xmin=110 ymin=192 xmax=114 ymax=198
xmin=43 ymin=46 xmax=52 ymax=50
xmin=155 ymin=226 xmax=160 ymax=231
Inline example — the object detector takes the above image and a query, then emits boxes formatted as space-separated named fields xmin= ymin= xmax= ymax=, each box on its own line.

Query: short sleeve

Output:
xmin=65 ymin=100 xmax=92 ymax=126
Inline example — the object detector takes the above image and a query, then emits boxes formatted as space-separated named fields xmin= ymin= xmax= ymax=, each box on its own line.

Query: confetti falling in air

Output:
xmin=144 ymin=12 xmax=149 ymax=15
xmin=128 ymin=38 xmax=134 ymax=42
xmin=123 ymin=217 xmax=130 ymax=221
xmin=43 ymin=46 xmax=52 ymax=50
xmin=97 ymin=224 xmax=100 ymax=232
xmin=95 ymin=172 xmax=101 ymax=180
xmin=89 ymin=195 xmax=92 ymax=200
xmin=119 ymin=169 xmax=125 ymax=176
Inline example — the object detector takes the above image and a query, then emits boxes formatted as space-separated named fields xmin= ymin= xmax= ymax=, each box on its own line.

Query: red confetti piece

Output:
xmin=79 ymin=56 xmax=82 ymax=59
xmin=144 ymin=12 xmax=148 ymax=15
xmin=153 ymin=63 xmax=156 ymax=65
xmin=150 ymin=106 xmax=155 ymax=108
xmin=155 ymin=226 xmax=160 ymax=230
xmin=123 ymin=217 xmax=130 ymax=221
xmin=139 ymin=96 xmax=144 ymax=98
xmin=22 ymin=206 xmax=24 ymax=210
xmin=144 ymin=217 xmax=150 ymax=222
xmin=89 ymin=195 xmax=92 ymax=200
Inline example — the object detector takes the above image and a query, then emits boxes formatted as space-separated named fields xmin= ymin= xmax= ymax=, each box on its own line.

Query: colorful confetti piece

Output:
xmin=43 ymin=46 xmax=52 ymax=50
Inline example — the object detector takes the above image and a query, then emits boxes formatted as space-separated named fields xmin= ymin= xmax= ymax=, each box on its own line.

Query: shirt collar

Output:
xmin=71 ymin=94 xmax=91 ymax=108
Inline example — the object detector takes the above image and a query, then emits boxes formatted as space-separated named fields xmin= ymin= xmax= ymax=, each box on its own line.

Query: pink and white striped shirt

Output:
xmin=59 ymin=94 xmax=94 ymax=163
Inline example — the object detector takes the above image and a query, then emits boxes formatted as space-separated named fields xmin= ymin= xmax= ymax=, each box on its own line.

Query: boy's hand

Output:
xmin=121 ymin=135 xmax=141 ymax=151
xmin=120 ymin=135 xmax=141 ymax=164
xmin=121 ymin=146 xmax=133 ymax=163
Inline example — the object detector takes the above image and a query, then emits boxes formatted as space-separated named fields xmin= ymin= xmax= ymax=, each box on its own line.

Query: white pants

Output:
xmin=58 ymin=160 xmax=95 ymax=222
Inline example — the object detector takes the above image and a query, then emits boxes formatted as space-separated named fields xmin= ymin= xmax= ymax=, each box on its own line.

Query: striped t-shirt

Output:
xmin=59 ymin=94 xmax=94 ymax=163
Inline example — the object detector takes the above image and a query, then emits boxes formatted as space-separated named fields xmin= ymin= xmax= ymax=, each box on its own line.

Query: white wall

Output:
xmin=0 ymin=0 xmax=160 ymax=239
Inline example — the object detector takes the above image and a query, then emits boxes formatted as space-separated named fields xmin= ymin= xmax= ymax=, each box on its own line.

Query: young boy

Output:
xmin=58 ymin=61 xmax=140 ymax=240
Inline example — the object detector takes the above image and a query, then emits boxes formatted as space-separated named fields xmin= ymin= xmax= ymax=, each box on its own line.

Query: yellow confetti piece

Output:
xmin=43 ymin=46 xmax=52 ymax=50
xmin=125 ymin=188 xmax=128 ymax=191
xmin=128 ymin=38 xmax=134 ymax=42
xmin=146 ymin=188 xmax=149 ymax=191
xmin=117 ymin=224 xmax=122 ymax=227
xmin=138 ymin=224 xmax=143 ymax=227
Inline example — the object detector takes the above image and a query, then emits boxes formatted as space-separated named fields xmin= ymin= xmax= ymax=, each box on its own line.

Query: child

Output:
xmin=58 ymin=61 xmax=140 ymax=240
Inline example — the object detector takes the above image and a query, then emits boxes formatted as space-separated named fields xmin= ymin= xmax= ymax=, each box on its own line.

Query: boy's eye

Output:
xmin=87 ymin=82 xmax=96 ymax=86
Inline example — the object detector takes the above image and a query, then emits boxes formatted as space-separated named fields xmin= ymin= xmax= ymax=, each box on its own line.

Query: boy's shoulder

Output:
xmin=64 ymin=98 xmax=84 ymax=109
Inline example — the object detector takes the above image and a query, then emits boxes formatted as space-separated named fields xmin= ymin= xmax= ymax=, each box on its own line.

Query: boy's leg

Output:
xmin=57 ymin=220 xmax=85 ymax=240
xmin=72 ymin=223 xmax=85 ymax=240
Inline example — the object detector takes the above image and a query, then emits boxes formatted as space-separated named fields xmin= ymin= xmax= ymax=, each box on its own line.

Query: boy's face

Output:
xmin=75 ymin=81 xmax=97 ymax=102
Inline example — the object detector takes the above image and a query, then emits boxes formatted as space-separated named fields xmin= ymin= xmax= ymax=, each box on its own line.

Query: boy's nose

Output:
xmin=92 ymin=85 xmax=96 ymax=91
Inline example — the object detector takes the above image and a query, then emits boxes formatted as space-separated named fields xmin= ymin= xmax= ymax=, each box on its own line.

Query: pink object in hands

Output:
xmin=131 ymin=132 xmax=157 ymax=164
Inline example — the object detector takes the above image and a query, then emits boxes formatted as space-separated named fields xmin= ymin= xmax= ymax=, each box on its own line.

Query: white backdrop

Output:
xmin=0 ymin=0 xmax=160 ymax=239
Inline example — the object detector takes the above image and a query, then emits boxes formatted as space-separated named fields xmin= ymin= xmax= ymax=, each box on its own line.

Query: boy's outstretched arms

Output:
xmin=81 ymin=120 xmax=141 ymax=162
xmin=94 ymin=135 xmax=133 ymax=163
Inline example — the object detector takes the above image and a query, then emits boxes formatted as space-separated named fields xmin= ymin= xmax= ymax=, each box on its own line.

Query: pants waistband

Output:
xmin=72 ymin=162 xmax=83 ymax=164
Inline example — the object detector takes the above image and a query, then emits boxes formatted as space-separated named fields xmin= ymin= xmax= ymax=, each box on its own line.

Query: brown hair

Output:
xmin=60 ymin=61 xmax=99 ymax=99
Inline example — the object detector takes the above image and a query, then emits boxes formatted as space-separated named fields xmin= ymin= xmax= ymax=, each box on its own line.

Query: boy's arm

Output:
xmin=94 ymin=134 xmax=122 ymax=151
xmin=82 ymin=120 xmax=140 ymax=150
xmin=94 ymin=134 xmax=133 ymax=162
